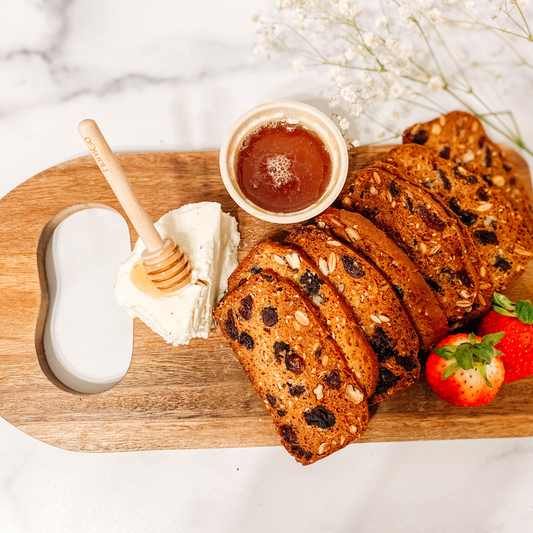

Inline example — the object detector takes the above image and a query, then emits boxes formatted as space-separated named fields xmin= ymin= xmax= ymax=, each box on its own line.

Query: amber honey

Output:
xmin=235 ymin=120 xmax=332 ymax=213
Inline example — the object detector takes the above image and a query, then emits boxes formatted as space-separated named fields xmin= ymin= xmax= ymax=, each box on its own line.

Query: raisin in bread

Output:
xmin=341 ymin=165 xmax=481 ymax=325
xmin=214 ymin=271 xmax=369 ymax=465
xmin=385 ymin=143 xmax=533 ymax=290
xmin=403 ymin=111 xmax=533 ymax=230
xmin=285 ymin=226 xmax=420 ymax=404
xmin=316 ymin=208 xmax=449 ymax=352
xmin=227 ymin=241 xmax=379 ymax=397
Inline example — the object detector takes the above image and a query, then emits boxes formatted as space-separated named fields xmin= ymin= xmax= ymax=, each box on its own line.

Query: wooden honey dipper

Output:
xmin=78 ymin=119 xmax=192 ymax=293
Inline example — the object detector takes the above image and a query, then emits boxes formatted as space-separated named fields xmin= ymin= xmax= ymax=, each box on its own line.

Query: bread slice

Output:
xmin=214 ymin=271 xmax=369 ymax=465
xmin=402 ymin=111 xmax=533 ymax=231
xmin=285 ymin=226 xmax=420 ymax=404
xmin=316 ymin=208 xmax=449 ymax=352
xmin=227 ymin=241 xmax=379 ymax=397
xmin=385 ymin=143 xmax=533 ymax=290
xmin=340 ymin=165 xmax=481 ymax=325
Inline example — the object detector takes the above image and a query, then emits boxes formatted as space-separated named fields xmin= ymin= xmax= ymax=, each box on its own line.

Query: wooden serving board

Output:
xmin=0 ymin=147 xmax=532 ymax=453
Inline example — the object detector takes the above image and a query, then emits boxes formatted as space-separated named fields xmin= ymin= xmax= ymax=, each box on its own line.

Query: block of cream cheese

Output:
xmin=115 ymin=202 xmax=240 ymax=345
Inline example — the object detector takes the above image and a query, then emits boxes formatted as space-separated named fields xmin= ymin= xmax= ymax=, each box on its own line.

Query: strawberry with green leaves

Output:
xmin=478 ymin=293 xmax=533 ymax=384
xmin=426 ymin=332 xmax=505 ymax=407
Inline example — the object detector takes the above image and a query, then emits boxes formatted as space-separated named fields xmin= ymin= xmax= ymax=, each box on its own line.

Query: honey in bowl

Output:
xmin=235 ymin=118 xmax=332 ymax=213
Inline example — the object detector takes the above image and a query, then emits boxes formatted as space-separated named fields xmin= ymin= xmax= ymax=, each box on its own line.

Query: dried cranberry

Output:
xmin=474 ymin=230 xmax=499 ymax=245
xmin=454 ymin=166 xmax=478 ymax=184
xmin=395 ymin=355 xmax=418 ymax=372
xmin=478 ymin=135 xmax=486 ymax=148
xmin=418 ymin=205 xmax=447 ymax=231
xmin=485 ymin=146 xmax=492 ymax=168
xmin=323 ymin=370 xmax=342 ymax=390
xmin=503 ymin=163 xmax=512 ymax=173
xmin=494 ymin=255 xmax=512 ymax=272
xmin=277 ymin=410 xmax=287 ymax=417
xmin=273 ymin=341 xmax=290 ymax=362
xmin=260 ymin=272 xmax=274 ymax=282
xmin=299 ymin=270 xmax=324 ymax=296
xmin=439 ymin=147 xmax=451 ymax=160
xmin=289 ymin=384 xmax=306 ymax=396
xmin=423 ymin=275 xmax=444 ymax=295
xmin=436 ymin=168 xmax=452 ymax=190
xmin=389 ymin=180 xmax=400 ymax=197
xmin=405 ymin=194 xmax=414 ymax=213
xmin=266 ymin=393 xmax=277 ymax=407
xmin=314 ymin=346 xmax=324 ymax=360
xmin=224 ymin=310 xmax=239 ymax=341
xmin=349 ymin=184 xmax=355 ymax=194
xmin=341 ymin=255 xmax=365 ymax=278
xmin=476 ymin=187 xmax=490 ymax=202
xmin=374 ymin=367 xmax=400 ymax=396
xmin=392 ymin=284 xmax=404 ymax=299
xmin=237 ymin=278 xmax=247 ymax=287
xmin=238 ymin=332 xmax=254 ymax=350
xmin=261 ymin=306 xmax=279 ymax=327
xmin=239 ymin=295 xmax=253 ymax=320
xmin=413 ymin=129 xmax=429 ymax=145
xmin=280 ymin=424 xmax=298 ymax=443
xmin=291 ymin=445 xmax=313 ymax=461
xmin=449 ymin=197 xmax=478 ymax=227
xmin=304 ymin=406 xmax=336 ymax=429
xmin=250 ymin=266 xmax=262 ymax=275
xmin=369 ymin=326 xmax=396 ymax=363
xmin=455 ymin=270 xmax=473 ymax=288
xmin=285 ymin=352 xmax=305 ymax=375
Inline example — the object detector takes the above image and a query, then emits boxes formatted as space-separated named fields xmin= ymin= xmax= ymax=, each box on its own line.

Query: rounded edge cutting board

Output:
xmin=0 ymin=147 xmax=532 ymax=453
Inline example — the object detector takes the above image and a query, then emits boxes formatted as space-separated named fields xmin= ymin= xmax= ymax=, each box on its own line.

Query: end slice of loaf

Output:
xmin=341 ymin=165 xmax=482 ymax=325
xmin=402 ymin=110 xmax=533 ymax=231
xmin=385 ymin=143 xmax=533 ymax=290
xmin=316 ymin=208 xmax=449 ymax=352
xmin=214 ymin=271 xmax=369 ymax=465
xmin=286 ymin=226 xmax=420 ymax=404
xmin=227 ymin=241 xmax=379 ymax=397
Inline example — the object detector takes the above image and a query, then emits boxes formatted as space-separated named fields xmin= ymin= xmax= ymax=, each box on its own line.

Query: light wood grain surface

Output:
xmin=0 ymin=146 xmax=531 ymax=452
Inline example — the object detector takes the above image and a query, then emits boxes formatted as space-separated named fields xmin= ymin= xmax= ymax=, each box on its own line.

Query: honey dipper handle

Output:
xmin=78 ymin=119 xmax=164 ymax=253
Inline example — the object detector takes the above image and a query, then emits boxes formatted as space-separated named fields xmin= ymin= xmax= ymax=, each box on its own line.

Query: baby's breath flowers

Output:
xmin=253 ymin=0 xmax=533 ymax=153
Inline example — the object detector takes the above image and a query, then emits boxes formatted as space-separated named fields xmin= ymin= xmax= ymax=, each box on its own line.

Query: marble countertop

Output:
xmin=2 ymin=1 xmax=533 ymax=531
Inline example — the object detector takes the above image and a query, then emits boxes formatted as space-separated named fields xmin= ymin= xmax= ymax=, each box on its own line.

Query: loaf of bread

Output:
xmin=385 ymin=144 xmax=533 ymax=290
xmin=214 ymin=270 xmax=369 ymax=465
xmin=340 ymin=165 xmax=482 ymax=325
xmin=402 ymin=111 xmax=533 ymax=232
xmin=316 ymin=208 xmax=449 ymax=352
xmin=285 ymin=226 xmax=420 ymax=404
xmin=227 ymin=241 xmax=379 ymax=397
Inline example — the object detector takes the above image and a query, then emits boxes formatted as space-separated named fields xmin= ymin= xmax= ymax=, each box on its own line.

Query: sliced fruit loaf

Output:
xmin=385 ymin=143 xmax=533 ymax=290
xmin=340 ymin=165 xmax=481 ymax=325
xmin=214 ymin=270 xmax=369 ymax=465
xmin=315 ymin=208 xmax=449 ymax=352
xmin=285 ymin=226 xmax=420 ymax=404
xmin=227 ymin=241 xmax=379 ymax=397
xmin=402 ymin=110 xmax=533 ymax=229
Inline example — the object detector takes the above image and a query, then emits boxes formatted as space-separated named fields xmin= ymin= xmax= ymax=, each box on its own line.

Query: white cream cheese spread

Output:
xmin=115 ymin=202 xmax=240 ymax=345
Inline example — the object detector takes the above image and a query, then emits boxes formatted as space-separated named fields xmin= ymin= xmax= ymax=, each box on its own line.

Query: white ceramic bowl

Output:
xmin=219 ymin=101 xmax=349 ymax=224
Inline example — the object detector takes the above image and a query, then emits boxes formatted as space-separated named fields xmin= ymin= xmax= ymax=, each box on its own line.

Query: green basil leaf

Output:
xmin=516 ymin=300 xmax=533 ymax=325
xmin=481 ymin=332 xmax=505 ymax=347
xmin=468 ymin=332 xmax=477 ymax=344
xmin=442 ymin=362 xmax=461 ymax=380
xmin=433 ymin=347 xmax=456 ymax=360
xmin=455 ymin=343 xmax=474 ymax=370
xmin=472 ymin=343 xmax=494 ymax=363
xmin=493 ymin=293 xmax=515 ymax=311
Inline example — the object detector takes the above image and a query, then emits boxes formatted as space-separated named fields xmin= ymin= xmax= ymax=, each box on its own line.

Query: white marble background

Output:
xmin=2 ymin=0 xmax=533 ymax=531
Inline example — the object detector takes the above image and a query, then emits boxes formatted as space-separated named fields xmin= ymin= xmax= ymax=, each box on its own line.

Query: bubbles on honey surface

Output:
xmin=265 ymin=155 xmax=293 ymax=187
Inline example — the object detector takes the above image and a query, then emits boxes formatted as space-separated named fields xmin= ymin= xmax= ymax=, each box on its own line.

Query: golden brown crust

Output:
xmin=402 ymin=110 xmax=533 ymax=230
xmin=316 ymin=208 xmax=449 ymax=352
xmin=227 ymin=241 xmax=379 ymax=397
xmin=285 ymin=226 xmax=420 ymax=405
xmin=384 ymin=144 xmax=533 ymax=291
xmin=214 ymin=271 xmax=369 ymax=465
xmin=341 ymin=165 xmax=481 ymax=325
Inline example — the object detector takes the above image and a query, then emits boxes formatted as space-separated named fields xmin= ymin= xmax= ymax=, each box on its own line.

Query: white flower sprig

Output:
xmin=253 ymin=0 xmax=533 ymax=154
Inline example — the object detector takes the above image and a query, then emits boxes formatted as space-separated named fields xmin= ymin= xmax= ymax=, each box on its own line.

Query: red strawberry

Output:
xmin=426 ymin=332 xmax=505 ymax=407
xmin=478 ymin=293 xmax=533 ymax=383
